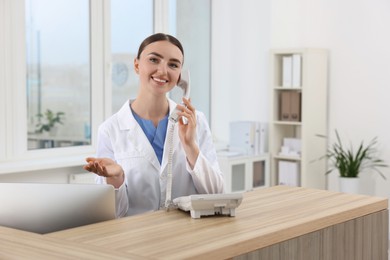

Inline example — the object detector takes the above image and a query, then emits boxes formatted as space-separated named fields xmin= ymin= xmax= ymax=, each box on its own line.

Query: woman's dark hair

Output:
xmin=136 ymin=33 xmax=184 ymax=59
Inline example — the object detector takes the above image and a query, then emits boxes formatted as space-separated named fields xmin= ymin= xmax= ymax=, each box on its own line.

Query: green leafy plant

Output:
xmin=324 ymin=130 xmax=388 ymax=180
xmin=35 ymin=109 xmax=65 ymax=133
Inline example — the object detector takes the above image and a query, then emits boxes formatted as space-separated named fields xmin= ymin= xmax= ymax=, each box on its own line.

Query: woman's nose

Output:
xmin=157 ymin=63 xmax=168 ymax=74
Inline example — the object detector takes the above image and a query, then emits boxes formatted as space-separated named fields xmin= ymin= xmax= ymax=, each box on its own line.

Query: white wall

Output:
xmin=211 ymin=0 xmax=271 ymax=145
xmin=212 ymin=0 xmax=390 ymax=197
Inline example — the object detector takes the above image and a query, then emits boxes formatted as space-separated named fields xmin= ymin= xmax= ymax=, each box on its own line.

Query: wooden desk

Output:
xmin=48 ymin=186 xmax=388 ymax=259
xmin=0 ymin=186 xmax=388 ymax=259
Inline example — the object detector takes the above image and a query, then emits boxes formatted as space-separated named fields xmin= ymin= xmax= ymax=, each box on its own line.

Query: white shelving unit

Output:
xmin=269 ymin=49 xmax=328 ymax=189
xmin=218 ymin=154 xmax=270 ymax=193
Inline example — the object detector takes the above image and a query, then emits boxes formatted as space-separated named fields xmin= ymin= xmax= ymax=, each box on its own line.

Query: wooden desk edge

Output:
xmin=0 ymin=226 xmax=149 ymax=260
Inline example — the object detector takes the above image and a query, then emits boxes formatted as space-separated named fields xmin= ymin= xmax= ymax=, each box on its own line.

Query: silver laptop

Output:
xmin=0 ymin=183 xmax=116 ymax=234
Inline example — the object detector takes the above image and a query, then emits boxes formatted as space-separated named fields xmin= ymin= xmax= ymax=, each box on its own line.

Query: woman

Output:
xmin=84 ymin=33 xmax=224 ymax=217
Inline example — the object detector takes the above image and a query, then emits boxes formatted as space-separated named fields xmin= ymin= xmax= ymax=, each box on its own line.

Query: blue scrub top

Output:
xmin=131 ymin=109 xmax=168 ymax=165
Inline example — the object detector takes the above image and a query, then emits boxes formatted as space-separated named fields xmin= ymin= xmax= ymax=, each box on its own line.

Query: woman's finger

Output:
xmin=93 ymin=162 xmax=103 ymax=176
xmin=182 ymin=98 xmax=194 ymax=111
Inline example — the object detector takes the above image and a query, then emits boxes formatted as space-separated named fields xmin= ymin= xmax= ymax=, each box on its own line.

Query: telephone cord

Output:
xmin=164 ymin=121 xmax=175 ymax=210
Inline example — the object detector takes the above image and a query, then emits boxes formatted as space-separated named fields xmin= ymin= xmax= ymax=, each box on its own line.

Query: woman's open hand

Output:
xmin=83 ymin=157 xmax=124 ymax=188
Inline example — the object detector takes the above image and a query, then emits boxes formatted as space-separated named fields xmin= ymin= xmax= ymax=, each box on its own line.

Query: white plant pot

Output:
xmin=49 ymin=126 xmax=58 ymax=136
xmin=339 ymin=177 xmax=360 ymax=194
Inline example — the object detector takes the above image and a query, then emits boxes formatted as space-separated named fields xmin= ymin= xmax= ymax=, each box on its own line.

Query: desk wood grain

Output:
xmin=0 ymin=225 xmax=145 ymax=259
xmin=46 ymin=186 xmax=388 ymax=259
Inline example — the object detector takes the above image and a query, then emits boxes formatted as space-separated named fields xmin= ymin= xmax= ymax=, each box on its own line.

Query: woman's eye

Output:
xmin=169 ymin=63 xmax=179 ymax=69
xmin=149 ymin=57 xmax=158 ymax=63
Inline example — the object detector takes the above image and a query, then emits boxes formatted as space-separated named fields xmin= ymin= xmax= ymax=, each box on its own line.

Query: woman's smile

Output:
xmin=152 ymin=76 xmax=168 ymax=85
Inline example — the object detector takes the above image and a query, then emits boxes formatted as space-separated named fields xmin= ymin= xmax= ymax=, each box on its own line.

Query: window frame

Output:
xmin=0 ymin=0 xmax=107 ymax=174
xmin=0 ymin=0 xmax=8 ymax=161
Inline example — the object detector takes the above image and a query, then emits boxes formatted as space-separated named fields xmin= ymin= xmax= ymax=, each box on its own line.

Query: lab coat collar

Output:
xmin=116 ymin=99 xmax=181 ymax=173
xmin=115 ymin=100 xmax=160 ymax=171
xmin=117 ymin=99 xmax=138 ymax=131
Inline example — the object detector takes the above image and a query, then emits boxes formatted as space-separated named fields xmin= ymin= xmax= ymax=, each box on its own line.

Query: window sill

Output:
xmin=0 ymin=153 xmax=90 ymax=175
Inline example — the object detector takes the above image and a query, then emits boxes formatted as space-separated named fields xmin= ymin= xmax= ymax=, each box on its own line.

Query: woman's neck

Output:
xmin=131 ymin=95 xmax=169 ymax=126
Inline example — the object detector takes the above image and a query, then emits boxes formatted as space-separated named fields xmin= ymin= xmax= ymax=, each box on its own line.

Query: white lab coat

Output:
xmin=96 ymin=99 xmax=225 ymax=217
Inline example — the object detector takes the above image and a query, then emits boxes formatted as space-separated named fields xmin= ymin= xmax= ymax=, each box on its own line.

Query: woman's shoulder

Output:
xmin=195 ymin=110 xmax=211 ymax=132
xmin=195 ymin=110 xmax=207 ymax=121
xmin=99 ymin=100 xmax=135 ymax=131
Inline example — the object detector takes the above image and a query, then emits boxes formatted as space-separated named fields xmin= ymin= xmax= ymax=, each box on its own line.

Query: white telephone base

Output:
xmin=173 ymin=193 xmax=243 ymax=219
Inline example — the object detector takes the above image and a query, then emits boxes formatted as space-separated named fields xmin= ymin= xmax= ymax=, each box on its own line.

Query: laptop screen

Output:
xmin=0 ymin=183 xmax=116 ymax=234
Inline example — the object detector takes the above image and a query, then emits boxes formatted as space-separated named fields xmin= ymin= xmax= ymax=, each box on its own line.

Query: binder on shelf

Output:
xmin=255 ymin=122 xmax=268 ymax=155
xmin=279 ymin=91 xmax=301 ymax=122
xmin=279 ymin=91 xmax=291 ymax=121
xmin=292 ymin=54 xmax=302 ymax=88
xmin=229 ymin=121 xmax=255 ymax=155
xmin=278 ymin=160 xmax=299 ymax=186
xmin=229 ymin=121 xmax=268 ymax=155
xmin=290 ymin=91 xmax=301 ymax=122
xmin=282 ymin=56 xmax=292 ymax=87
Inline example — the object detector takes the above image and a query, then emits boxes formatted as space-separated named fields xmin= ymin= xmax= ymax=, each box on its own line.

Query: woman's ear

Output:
xmin=134 ymin=58 xmax=139 ymax=74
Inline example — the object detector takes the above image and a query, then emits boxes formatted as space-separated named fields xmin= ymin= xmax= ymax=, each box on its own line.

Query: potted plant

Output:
xmin=324 ymin=130 xmax=388 ymax=193
xmin=35 ymin=109 xmax=65 ymax=136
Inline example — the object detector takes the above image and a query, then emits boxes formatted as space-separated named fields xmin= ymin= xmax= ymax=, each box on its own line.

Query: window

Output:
xmin=26 ymin=0 xmax=91 ymax=149
xmin=0 ymin=0 xmax=211 ymax=173
xmin=0 ymin=0 xmax=101 ymax=172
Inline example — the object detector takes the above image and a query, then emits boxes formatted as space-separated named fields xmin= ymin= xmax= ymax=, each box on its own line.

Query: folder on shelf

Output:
xmin=254 ymin=122 xmax=268 ymax=155
xmin=280 ymin=91 xmax=291 ymax=121
xmin=290 ymin=91 xmax=301 ymax=122
xmin=229 ymin=121 xmax=255 ymax=155
xmin=278 ymin=160 xmax=299 ymax=186
xmin=279 ymin=91 xmax=301 ymax=122
xmin=229 ymin=121 xmax=268 ymax=155
xmin=282 ymin=56 xmax=292 ymax=87
xmin=292 ymin=54 xmax=302 ymax=88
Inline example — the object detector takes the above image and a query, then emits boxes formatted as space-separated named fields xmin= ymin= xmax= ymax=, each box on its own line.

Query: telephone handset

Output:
xmin=169 ymin=70 xmax=191 ymax=124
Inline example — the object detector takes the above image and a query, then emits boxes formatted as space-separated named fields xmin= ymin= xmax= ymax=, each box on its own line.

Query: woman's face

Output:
xmin=134 ymin=40 xmax=183 ymax=97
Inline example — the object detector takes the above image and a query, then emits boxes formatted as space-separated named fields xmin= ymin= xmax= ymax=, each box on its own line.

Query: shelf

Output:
xmin=273 ymin=155 xmax=301 ymax=161
xmin=273 ymin=121 xmax=302 ymax=126
xmin=273 ymin=87 xmax=302 ymax=91
xmin=269 ymin=48 xmax=328 ymax=189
